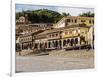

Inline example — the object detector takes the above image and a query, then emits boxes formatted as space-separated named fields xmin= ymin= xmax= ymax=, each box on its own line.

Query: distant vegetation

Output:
xmin=79 ymin=11 xmax=94 ymax=17
xmin=16 ymin=9 xmax=94 ymax=23
xmin=16 ymin=9 xmax=70 ymax=23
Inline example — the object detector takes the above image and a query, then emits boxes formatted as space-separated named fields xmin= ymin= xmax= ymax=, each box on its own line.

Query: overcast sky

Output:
xmin=16 ymin=4 xmax=94 ymax=16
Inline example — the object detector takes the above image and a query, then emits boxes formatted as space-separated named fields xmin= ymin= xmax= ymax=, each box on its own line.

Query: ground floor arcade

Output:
xmin=16 ymin=36 xmax=92 ymax=51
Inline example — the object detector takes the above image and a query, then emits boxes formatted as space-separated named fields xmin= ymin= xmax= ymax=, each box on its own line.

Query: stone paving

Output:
xmin=16 ymin=52 xmax=94 ymax=72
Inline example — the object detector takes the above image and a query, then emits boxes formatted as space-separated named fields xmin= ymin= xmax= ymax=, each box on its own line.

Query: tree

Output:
xmin=16 ymin=9 xmax=71 ymax=23
xmin=79 ymin=11 xmax=94 ymax=17
xmin=62 ymin=12 xmax=70 ymax=17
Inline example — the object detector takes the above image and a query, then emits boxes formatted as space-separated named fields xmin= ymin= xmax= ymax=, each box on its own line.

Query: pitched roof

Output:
xmin=36 ymin=24 xmax=90 ymax=36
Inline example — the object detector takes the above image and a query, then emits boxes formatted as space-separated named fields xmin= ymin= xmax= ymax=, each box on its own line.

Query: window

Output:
xmin=69 ymin=31 xmax=72 ymax=34
xmin=63 ymin=40 xmax=66 ymax=46
xmin=21 ymin=39 xmax=23 ymax=41
xmin=65 ymin=30 xmax=68 ymax=34
xmin=23 ymin=38 xmax=25 ymax=41
xmin=65 ymin=31 xmax=68 ymax=34
xmin=81 ymin=20 xmax=86 ymax=22
xmin=75 ymin=38 xmax=78 ymax=44
xmin=72 ymin=19 xmax=73 ymax=22
xmin=48 ymin=42 xmax=51 ymax=48
xmin=67 ymin=39 xmax=70 ymax=44
xmin=92 ymin=20 xmax=94 ymax=24
xmin=67 ymin=19 xmax=70 ymax=22
xmin=49 ymin=34 xmax=51 ymax=37
xmin=29 ymin=37 xmax=31 ymax=40
xmin=52 ymin=34 xmax=55 ymax=37
xmin=89 ymin=20 xmax=91 ymax=24
xmin=76 ymin=30 xmax=78 ymax=33
xmin=56 ymin=33 xmax=58 ymax=36
xmin=75 ymin=19 xmax=77 ymax=23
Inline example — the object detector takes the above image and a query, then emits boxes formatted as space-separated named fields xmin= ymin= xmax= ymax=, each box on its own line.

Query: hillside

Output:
xmin=16 ymin=9 xmax=65 ymax=23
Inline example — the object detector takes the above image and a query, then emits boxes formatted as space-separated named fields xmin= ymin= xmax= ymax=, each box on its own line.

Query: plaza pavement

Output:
xmin=16 ymin=49 xmax=94 ymax=73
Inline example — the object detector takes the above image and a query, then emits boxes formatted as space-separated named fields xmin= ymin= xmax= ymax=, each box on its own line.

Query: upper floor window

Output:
xmin=89 ymin=19 xmax=94 ymax=24
xmin=92 ymin=20 xmax=94 ymax=24
xmin=49 ymin=34 xmax=52 ymax=38
xmin=52 ymin=34 xmax=55 ymax=37
xmin=21 ymin=39 xmax=23 ymax=41
xmin=72 ymin=19 xmax=73 ymax=22
xmin=69 ymin=31 xmax=72 ymax=34
xmin=81 ymin=20 xmax=86 ymax=22
xmin=75 ymin=19 xmax=77 ymax=23
xmin=65 ymin=31 xmax=68 ymax=35
xmin=55 ymin=33 xmax=58 ymax=36
xmin=89 ymin=20 xmax=91 ymax=24
xmin=67 ymin=19 xmax=71 ymax=22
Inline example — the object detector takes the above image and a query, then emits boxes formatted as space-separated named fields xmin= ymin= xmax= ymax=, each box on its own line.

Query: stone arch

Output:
xmin=51 ymin=41 xmax=55 ymax=48
xmin=80 ymin=36 xmax=86 ymax=44
xmin=70 ymin=39 xmax=74 ymax=46
xmin=23 ymin=44 xmax=25 ymax=49
xmin=27 ymin=43 xmax=30 ymax=49
xmin=28 ymin=43 xmax=32 ymax=49
xmin=25 ymin=43 xmax=27 ymax=49
xmin=67 ymin=39 xmax=70 ymax=44
xmin=59 ymin=40 xmax=62 ymax=48
xmin=45 ymin=42 xmax=47 ymax=48
xmin=34 ymin=43 xmax=38 ymax=49
xmin=63 ymin=40 xmax=66 ymax=47
xmin=25 ymin=43 xmax=28 ymax=49
xmin=23 ymin=44 xmax=26 ymax=49
xmin=48 ymin=41 xmax=51 ymax=48
xmin=16 ymin=43 xmax=20 ymax=51
xmin=40 ymin=43 xmax=42 ymax=49
xmin=22 ymin=44 xmax=24 ymax=50
xmin=53 ymin=40 xmax=56 ymax=48
xmin=42 ymin=42 xmax=45 ymax=48
xmin=75 ymin=38 xmax=78 ymax=44
xmin=55 ymin=40 xmax=58 ymax=48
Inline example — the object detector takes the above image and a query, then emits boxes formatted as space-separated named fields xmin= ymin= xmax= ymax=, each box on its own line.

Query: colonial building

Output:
xmin=53 ymin=16 xmax=94 ymax=28
xmin=16 ymin=16 xmax=94 ymax=52
xmin=16 ymin=16 xmax=53 ymax=43
xmin=16 ymin=16 xmax=53 ymax=35
xmin=32 ymin=24 xmax=92 ymax=50
xmin=16 ymin=33 xmax=33 ymax=51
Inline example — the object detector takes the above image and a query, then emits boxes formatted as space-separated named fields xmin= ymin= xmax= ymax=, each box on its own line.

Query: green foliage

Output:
xmin=62 ymin=12 xmax=71 ymax=17
xmin=16 ymin=9 xmax=68 ymax=23
xmin=79 ymin=11 xmax=94 ymax=17
xmin=16 ymin=9 xmax=94 ymax=24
